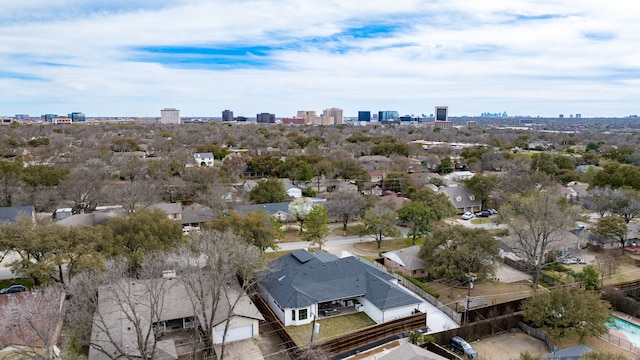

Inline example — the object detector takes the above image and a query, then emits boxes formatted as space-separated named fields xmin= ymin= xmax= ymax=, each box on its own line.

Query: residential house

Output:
xmin=382 ymin=245 xmax=426 ymax=278
xmin=440 ymin=186 xmax=482 ymax=213
xmin=0 ymin=205 xmax=35 ymax=225
xmin=281 ymin=179 xmax=302 ymax=199
xmin=194 ymin=152 xmax=214 ymax=167
xmin=443 ymin=171 xmax=475 ymax=183
xmin=260 ymin=250 xmax=427 ymax=327
xmin=237 ymin=202 xmax=294 ymax=223
xmin=379 ymin=192 xmax=409 ymax=210
xmin=180 ymin=202 xmax=216 ymax=233
xmin=149 ymin=203 xmax=182 ymax=221
xmin=89 ymin=278 xmax=264 ymax=360
xmin=0 ymin=290 xmax=65 ymax=360
xmin=368 ymin=170 xmax=386 ymax=183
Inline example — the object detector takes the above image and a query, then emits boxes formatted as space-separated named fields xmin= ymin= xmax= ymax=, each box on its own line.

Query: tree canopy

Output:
xmin=419 ymin=226 xmax=498 ymax=282
xmin=248 ymin=178 xmax=287 ymax=204
xmin=522 ymin=285 xmax=611 ymax=343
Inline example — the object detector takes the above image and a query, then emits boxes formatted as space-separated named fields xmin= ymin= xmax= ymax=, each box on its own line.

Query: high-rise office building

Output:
xmin=297 ymin=110 xmax=321 ymax=125
xmin=323 ymin=108 xmax=344 ymax=125
xmin=378 ymin=111 xmax=399 ymax=122
xmin=68 ymin=112 xmax=85 ymax=122
xmin=358 ymin=111 xmax=371 ymax=122
xmin=257 ymin=113 xmax=276 ymax=123
xmin=160 ymin=108 xmax=181 ymax=124
xmin=222 ymin=110 xmax=234 ymax=122
xmin=435 ymin=106 xmax=448 ymax=121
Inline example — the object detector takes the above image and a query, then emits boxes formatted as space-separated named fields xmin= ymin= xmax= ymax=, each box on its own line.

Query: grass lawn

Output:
xmin=286 ymin=312 xmax=375 ymax=347
xmin=281 ymin=228 xmax=303 ymax=243
xmin=428 ymin=279 xmax=536 ymax=310
xmin=0 ymin=278 xmax=34 ymax=289
xmin=263 ymin=250 xmax=295 ymax=263
xmin=353 ymin=237 xmax=422 ymax=254
xmin=470 ymin=218 xmax=493 ymax=225
xmin=548 ymin=328 xmax=634 ymax=358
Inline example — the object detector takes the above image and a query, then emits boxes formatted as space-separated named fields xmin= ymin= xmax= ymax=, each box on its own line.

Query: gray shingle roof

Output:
xmin=0 ymin=205 xmax=35 ymax=225
xmin=261 ymin=250 xmax=422 ymax=310
xmin=440 ymin=185 xmax=481 ymax=209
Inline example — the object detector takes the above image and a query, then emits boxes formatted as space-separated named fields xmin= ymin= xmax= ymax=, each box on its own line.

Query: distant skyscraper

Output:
xmin=160 ymin=108 xmax=181 ymax=124
xmin=323 ymin=108 xmax=344 ymax=125
xmin=68 ymin=112 xmax=85 ymax=122
xmin=222 ymin=110 xmax=234 ymax=122
xmin=256 ymin=113 xmax=276 ymax=123
xmin=435 ymin=106 xmax=448 ymax=121
xmin=297 ymin=110 xmax=321 ymax=125
xmin=42 ymin=114 xmax=58 ymax=123
xmin=358 ymin=111 xmax=371 ymax=122
xmin=378 ymin=110 xmax=399 ymax=122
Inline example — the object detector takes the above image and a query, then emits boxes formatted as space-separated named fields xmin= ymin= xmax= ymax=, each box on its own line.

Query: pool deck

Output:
xmin=607 ymin=311 xmax=640 ymax=354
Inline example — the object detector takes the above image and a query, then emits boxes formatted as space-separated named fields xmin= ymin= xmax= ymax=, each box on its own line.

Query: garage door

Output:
xmin=215 ymin=324 xmax=253 ymax=343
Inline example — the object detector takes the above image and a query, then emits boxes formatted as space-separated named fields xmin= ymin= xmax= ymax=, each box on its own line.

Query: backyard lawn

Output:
xmin=353 ymin=237 xmax=422 ymax=254
xmin=286 ymin=312 xmax=375 ymax=347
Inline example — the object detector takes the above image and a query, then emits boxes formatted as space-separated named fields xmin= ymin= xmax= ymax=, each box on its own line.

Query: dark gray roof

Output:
xmin=236 ymin=202 xmax=291 ymax=216
xmin=379 ymin=343 xmax=448 ymax=360
xmin=0 ymin=205 xmax=35 ymax=225
xmin=261 ymin=250 xmax=422 ymax=310
xmin=440 ymin=186 xmax=481 ymax=209
xmin=181 ymin=202 xmax=216 ymax=225
xmin=543 ymin=344 xmax=592 ymax=359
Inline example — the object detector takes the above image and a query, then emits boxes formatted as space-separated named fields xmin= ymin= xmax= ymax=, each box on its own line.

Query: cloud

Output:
xmin=0 ymin=0 xmax=639 ymax=117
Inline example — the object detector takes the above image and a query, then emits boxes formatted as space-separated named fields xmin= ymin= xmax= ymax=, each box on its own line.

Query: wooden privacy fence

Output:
xmin=321 ymin=312 xmax=425 ymax=359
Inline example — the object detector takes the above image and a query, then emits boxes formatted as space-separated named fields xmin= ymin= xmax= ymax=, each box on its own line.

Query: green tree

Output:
xmin=104 ymin=209 xmax=183 ymax=274
xmin=21 ymin=165 xmax=69 ymax=187
xmin=245 ymin=154 xmax=283 ymax=176
xmin=0 ymin=159 xmax=23 ymax=207
xmin=409 ymin=189 xmax=457 ymax=220
xmin=110 ymin=138 xmax=140 ymax=152
xmin=591 ymin=162 xmax=640 ymax=190
xmin=419 ymin=226 xmax=498 ymax=282
xmin=577 ymin=265 xmax=600 ymax=290
xmin=437 ymin=156 xmax=454 ymax=174
xmin=397 ymin=201 xmax=433 ymax=245
xmin=362 ymin=202 xmax=401 ymax=248
xmin=249 ymin=178 xmax=287 ymax=204
xmin=522 ymin=285 xmax=610 ymax=343
xmin=498 ymin=190 xmax=580 ymax=286
xmin=208 ymin=211 xmax=282 ymax=251
xmin=593 ymin=215 xmax=627 ymax=254
xmin=303 ymin=205 xmax=330 ymax=251
xmin=465 ymin=174 xmax=499 ymax=209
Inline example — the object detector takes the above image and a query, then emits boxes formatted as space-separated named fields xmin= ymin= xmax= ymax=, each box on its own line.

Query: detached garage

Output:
xmin=211 ymin=296 xmax=264 ymax=345
xmin=216 ymin=324 xmax=253 ymax=343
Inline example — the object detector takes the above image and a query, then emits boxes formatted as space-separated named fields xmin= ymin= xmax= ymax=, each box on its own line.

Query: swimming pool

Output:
xmin=606 ymin=316 xmax=640 ymax=347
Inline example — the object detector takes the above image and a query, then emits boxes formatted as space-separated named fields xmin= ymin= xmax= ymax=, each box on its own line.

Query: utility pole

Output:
xmin=464 ymin=277 xmax=474 ymax=324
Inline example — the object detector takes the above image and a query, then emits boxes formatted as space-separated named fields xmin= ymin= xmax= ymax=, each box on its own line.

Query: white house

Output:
xmin=194 ymin=152 xmax=214 ymax=167
xmin=260 ymin=250 xmax=428 ymax=327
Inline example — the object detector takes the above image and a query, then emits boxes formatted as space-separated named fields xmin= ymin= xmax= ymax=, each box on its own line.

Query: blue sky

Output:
xmin=0 ymin=0 xmax=638 ymax=118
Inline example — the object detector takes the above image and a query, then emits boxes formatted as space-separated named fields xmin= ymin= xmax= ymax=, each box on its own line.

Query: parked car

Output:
xmin=488 ymin=208 xmax=498 ymax=214
xmin=461 ymin=212 xmax=473 ymax=220
xmin=475 ymin=210 xmax=491 ymax=217
xmin=450 ymin=336 xmax=478 ymax=358
xmin=321 ymin=308 xmax=341 ymax=316
xmin=0 ymin=285 xmax=27 ymax=294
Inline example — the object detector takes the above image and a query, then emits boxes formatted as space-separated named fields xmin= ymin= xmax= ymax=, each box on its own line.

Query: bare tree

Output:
xmin=68 ymin=255 xmax=175 ymax=360
xmin=59 ymin=159 xmax=111 ymax=213
xmin=110 ymin=179 xmax=161 ymax=214
xmin=0 ymin=285 xmax=65 ymax=360
xmin=173 ymin=230 xmax=264 ymax=359
xmin=326 ymin=190 xmax=366 ymax=231
xmin=594 ymin=254 xmax=619 ymax=287
xmin=499 ymin=190 xmax=580 ymax=286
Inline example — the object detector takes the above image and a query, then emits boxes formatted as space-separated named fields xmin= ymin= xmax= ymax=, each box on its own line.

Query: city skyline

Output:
xmin=1 ymin=1 xmax=638 ymax=118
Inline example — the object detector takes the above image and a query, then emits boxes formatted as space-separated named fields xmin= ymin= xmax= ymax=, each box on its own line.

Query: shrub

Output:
xmin=403 ymin=275 xmax=440 ymax=298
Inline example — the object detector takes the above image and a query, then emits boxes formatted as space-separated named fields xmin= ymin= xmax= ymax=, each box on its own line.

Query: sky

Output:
xmin=1 ymin=0 xmax=639 ymax=118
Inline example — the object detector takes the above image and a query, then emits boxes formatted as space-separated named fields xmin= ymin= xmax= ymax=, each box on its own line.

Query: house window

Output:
xmin=291 ymin=310 xmax=296 ymax=321
xmin=469 ymin=195 xmax=475 ymax=201
xmin=456 ymin=196 xmax=462 ymax=202
xmin=299 ymin=309 xmax=308 ymax=320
